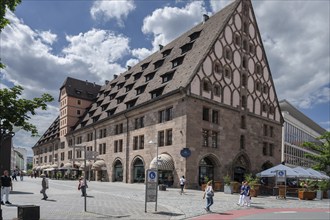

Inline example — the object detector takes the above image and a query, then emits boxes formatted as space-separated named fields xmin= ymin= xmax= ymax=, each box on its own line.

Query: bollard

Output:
xmin=17 ymin=205 xmax=40 ymax=220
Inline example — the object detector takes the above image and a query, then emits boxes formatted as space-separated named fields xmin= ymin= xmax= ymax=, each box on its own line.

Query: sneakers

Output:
xmin=1 ymin=201 xmax=4 ymax=205
xmin=5 ymin=201 xmax=12 ymax=205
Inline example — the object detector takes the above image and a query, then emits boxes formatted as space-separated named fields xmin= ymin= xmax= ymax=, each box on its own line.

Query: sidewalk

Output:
xmin=1 ymin=177 xmax=329 ymax=219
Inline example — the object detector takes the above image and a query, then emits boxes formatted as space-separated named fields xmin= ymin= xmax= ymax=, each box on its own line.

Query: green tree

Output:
xmin=0 ymin=85 xmax=54 ymax=136
xmin=1 ymin=0 xmax=22 ymax=68
xmin=303 ymin=132 xmax=330 ymax=176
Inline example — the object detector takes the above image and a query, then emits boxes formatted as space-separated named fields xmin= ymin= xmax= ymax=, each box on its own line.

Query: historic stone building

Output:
xmin=33 ymin=0 xmax=283 ymax=189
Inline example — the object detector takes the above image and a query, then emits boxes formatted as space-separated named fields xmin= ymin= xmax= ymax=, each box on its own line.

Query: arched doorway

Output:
xmin=133 ymin=158 xmax=145 ymax=183
xmin=233 ymin=154 xmax=250 ymax=183
xmin=150 ymin=154 xmax=174 ymax=186
xmin=114 ymin=160 xmax=123 ymax=182
xmin=199 ymin=157 xmax=214 ymax=185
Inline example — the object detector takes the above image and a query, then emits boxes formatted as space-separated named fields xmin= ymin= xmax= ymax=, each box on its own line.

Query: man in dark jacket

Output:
xmin=1 ymin=170 xmax=13 ymax=205
xmin=40 ymin=174 xmax=49 ymax=200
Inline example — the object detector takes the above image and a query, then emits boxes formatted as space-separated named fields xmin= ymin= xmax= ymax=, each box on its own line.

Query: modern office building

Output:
xmin=32 ymin=0 xmax=283 ymax=189
xmin=280 ymin=100 xmax=326 ymax=168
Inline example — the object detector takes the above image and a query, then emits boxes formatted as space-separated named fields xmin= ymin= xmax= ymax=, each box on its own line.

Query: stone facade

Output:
xmin=32 ymin=0 xmax=283 ymax=189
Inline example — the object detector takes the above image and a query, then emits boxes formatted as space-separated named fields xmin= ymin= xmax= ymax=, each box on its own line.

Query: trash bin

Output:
xmin=17 ymin=205 xmax=40 ymax=220
xmin=159 ymin=184 xmax=166 ymax=191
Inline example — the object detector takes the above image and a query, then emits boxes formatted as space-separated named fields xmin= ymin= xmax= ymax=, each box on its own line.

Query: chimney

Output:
xmin=105 ymin=80 xmax=109 ymax=85
xmin=203 ymin=14 xmax=209 ymax=22
xmin=127 ymin=65 xmax=131 ymax=70
xmin=114 ymin=74 xmax=118 ymax=79
xmin=159 ymin=44 xmax=163 ymax=50
xmin=85 ymin=80 xmax=88 ymax=85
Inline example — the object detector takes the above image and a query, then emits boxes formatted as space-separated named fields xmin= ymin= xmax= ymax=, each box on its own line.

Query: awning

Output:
xmin=51 ymin=164 xmax=58 ymax=168
xmin=150 ymin=154 xmax=174 ymax=171
xmin=92 ymin=160 xmax=106 ymax=170
xmin=63 ymin=162 xmax=73 ymax=168
xmin=44 ymin=168 xmax=55 ymax=171
xmin=80 ymin=161 xmax=93 ymax=169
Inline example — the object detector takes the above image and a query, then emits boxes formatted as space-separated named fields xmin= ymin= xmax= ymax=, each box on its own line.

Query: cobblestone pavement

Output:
xmin=1 ymin=178 xmax=329 ymax=219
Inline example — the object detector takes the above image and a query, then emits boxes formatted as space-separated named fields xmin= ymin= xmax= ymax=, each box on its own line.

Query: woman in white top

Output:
xmin=179 ymin=176 xmax=185 ymax=195
xmin=203 ymin=180 xmax=214 ymax=212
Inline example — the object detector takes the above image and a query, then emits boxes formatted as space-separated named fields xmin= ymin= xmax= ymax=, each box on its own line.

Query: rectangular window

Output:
xmin=159 ymin=107 xmax=173 ymax=123
xmin=158 ymin=131 xmax=165 ymax=147
xmin=44 ymin=156 xmax=47 ymax=163
xmin=212 ymin=131 xmax=218 ymax=148
xmin=68 ymin=150 xmax=72 ymax=159
xmin=114 ymin=140 xmax=118 ymax=153
xmin=203 ymin=107 xmax=209 ymax=121
xmin=263 ymin=142 xmax=267 ymax=156
xmin=241 ymin=115 xmax=246 ymax=129
xmin=119 ymin=140 xmax=123 ymax=152
xmin=60 ymin=152 xmax=65 ymax=161
xmin=269 ymin=143 xmax=274 ymax=156
xmin=139 ymin=135 xmax=144 ymax=149
xmin=240 ymin=135 xmax=245 ymax=149
xmin=270 ymin=126 xmax=274 ymax=138
xmin=212 ymin=110 xmax=218 ymax=124
xmin=133 ymin=136 xmax=138 ymax=150
xmin=166 ymin=129 xmax=173 ymax=145
xmin=76 ymin=150 xmax=82 ymax=158
xmin=202 ymin=129 xmax=209 ymax=147
xmin=134 ymin=116 xmax=144 ymax=129
xmin=263 ymin=124 xmax=268 ymax=136
xmin=115 ymin=123 xmax=123 ymax=134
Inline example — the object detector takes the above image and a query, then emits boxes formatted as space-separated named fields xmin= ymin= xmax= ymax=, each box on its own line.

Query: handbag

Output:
xmin=206 ymin=190 xmax=214 ymax=197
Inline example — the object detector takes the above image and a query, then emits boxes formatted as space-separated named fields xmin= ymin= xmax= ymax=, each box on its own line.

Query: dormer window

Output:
xmin=124 ymin=73 xmax=132 ymax=80
xmin=181 ymin=42 xmax=194 ymax=54
xmin=104 ymin=91 xmax=110 ymax=96
xmin=117 ymin=82 xmax=125 ymax=89
xmin=92 ymin=115 xmax=100 ymax=123
xmin=133 ymin=72 xmax=143 ymax=81
xmin=189 ymin=30 xmax=201 ymax=41
xmin=150 ymin=86 xmax=165 ymax=99
xmin=125 ymin=83 xmax=135 ymax=92
xmin=110 ymin=82 xmax=117 ymax=89
xmin=125 ymin=98 xmax=138 ymax=109
xmin=162 ymin=48 xmax=172 ymax=58
xmin=116 ymin=94 xmax=126 ymax=104
xmin=96 ymin=100 xmax=102 ymax=107
xmin=89 ymin=110 xmax=96 ymax=117
xmin=224 ymin=66 xmax=231 ymax=78
xmin=136 ymin=84 xmax=147 ymax=95
xmin=107 ymin=107 xmax=117 ymax=117
xmin=75 ymin=89 xmax=82 ymax=95
xmin=109 ymin=92 xmax=118 ymax=100
xmin=161 ymin=70 xmax=175 ymax=83
xmin=145 ymin=71 xmax=156 ymax=82
xmin=214 ymin=62 xmax=222 ymax=74
xmin=224 ymin=47 xmax=232 ymax=60
xmin=171 ymin=56 xmax=185 ymax=68
xmin=101 ymin=103 xmax=109 ymax=111
xmin=141 ymin=62 xmax=150 ymax=70
xmin=153 ymin=59 xmax=165 ymax=70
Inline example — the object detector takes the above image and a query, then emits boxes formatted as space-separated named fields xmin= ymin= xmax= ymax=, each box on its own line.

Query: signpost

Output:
xmin=145 ymin=169 xmax=158 ymax=212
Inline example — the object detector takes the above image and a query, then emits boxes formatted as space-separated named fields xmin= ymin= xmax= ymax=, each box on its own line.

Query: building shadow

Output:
xmin=10 ymin=191 xmax=34 ymax=195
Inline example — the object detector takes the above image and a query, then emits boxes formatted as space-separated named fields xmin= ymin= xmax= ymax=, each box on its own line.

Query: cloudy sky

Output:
xmin=1 ymin=0 xmax=329 ymax=156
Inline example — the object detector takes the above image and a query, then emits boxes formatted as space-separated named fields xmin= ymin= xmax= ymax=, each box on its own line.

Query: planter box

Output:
xmin=18 ymin=205 xmax=40 ymax=220
xmin=298 ymin=191 xmax=315 ymax=200
xmin=316 ymin=190 xmax=323 ymax=200
xmin=214 ymin=181 xmax=221 ymax=191
xmin=224 ymin=185 xmax=232 ymax=194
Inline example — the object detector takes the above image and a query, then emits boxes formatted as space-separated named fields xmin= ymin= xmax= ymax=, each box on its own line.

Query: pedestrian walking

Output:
xmin=40 ymin=174 xmax=49 ymax=200
xmin=237 ymin=181 xmax=245 ymax=206
xmin=78 ymin=176 xmax=88 ymax=197
xmin=0 ymin=170 xmax=13 ymax=205
xmin=179 ymin=175 xmax=186 ymax=195
xmin=12 ymin=170 xmax=17 ymax=181
xmin=203 ymin=180 xmax=214 ymax=212
xmin=243 ymin=181 xmax=251 ymax=206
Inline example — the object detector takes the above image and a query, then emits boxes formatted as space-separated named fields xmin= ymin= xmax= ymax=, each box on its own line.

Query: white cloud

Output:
xmin=37 ymin=30 xmax=57 ymax=45
xmin=131 ymin=48 xmax=153 ymax=60
xmin=253 ymin=0 xmax=330 ymax=109
xmin=209 ymin=0 xmax=233 ymax=13
xmin=90 ymin=0 xmax=136 ymax=27
xmin=142 ymin=1 xmax=207 ymax=51
xmin=126 ymin=58 xmax=139 ymax=68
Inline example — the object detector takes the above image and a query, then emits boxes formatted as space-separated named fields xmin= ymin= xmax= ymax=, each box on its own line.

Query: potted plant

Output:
xmin=223 ymin=174 xmax=232 ymax=194
xmin=318 ymin=180 xmax=330 ymax=199
xmin=298 ymin=179 xmax=316 ymax=200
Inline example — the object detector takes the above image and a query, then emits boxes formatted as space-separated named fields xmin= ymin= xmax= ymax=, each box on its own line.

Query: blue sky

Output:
xmin=1 ymin=0 xmax=329 ymax=155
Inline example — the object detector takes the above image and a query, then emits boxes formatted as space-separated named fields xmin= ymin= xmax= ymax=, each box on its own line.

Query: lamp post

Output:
xmin=0 ymin=130 xmax=15 ymax=220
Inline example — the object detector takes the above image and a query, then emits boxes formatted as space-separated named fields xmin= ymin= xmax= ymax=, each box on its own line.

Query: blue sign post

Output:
xmin=145 ymin=169 xmax=158 ymax=212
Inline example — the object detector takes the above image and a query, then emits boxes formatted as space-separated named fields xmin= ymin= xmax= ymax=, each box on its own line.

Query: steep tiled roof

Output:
xmin=74 ymin=0 xmax=240 ymax=130
xmin=59 ymin=77 xmax=101 ymax=102
xmin=33 ymin=116 xmax=59 ymax=147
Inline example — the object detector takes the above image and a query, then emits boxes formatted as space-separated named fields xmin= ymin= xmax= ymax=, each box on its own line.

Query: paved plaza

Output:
xmin=1 ymin=177 xmax=329 ymax=219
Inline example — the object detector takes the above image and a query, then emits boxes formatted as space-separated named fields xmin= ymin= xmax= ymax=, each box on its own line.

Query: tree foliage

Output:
xmin=1 ymin=0 xmax=22 ymax=68
xmin=0 ymin=85 xmax=54 ymax=136
xmin=303 ymin=132 xmax=330 ymax=175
